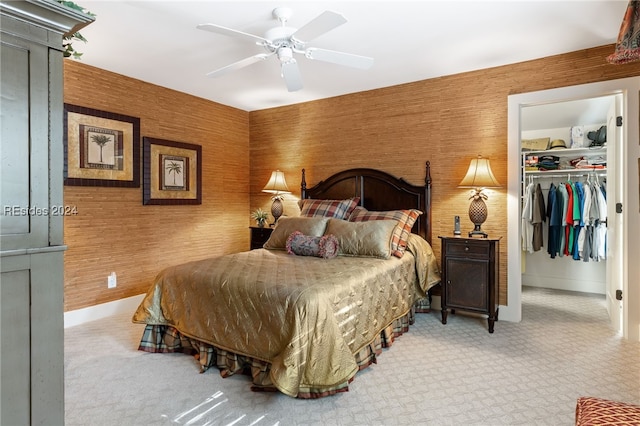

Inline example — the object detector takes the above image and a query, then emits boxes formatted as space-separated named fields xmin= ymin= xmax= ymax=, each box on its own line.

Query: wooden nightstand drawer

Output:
xmin=445 ymin=239 xmax=491 ymax=257
xmin=250 ymin=227 xmax=273 ymax=250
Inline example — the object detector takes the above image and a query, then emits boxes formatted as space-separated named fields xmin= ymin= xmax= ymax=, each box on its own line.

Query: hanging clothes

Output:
xmin=579 ymin=179 xmax=608 ymax=262
xmin=564 ymin=182 xmax=575 ymax=256
xmin=532 ymin=183 xmax=546 ymax=251
xmin=547 ymin=183 xmax=562 ymax=259
xmin=568 ymin=180 xmax=581 ymax=258
xmin=532 ymin=173 xmax=607 ymax=262
xmin=572 ymin=181 xmax=585 ymax=260
xmin=593 ymin=180 xmax=608 ymax=261
xmin=521 ymin=182 xmax=535 ymax=253
xmin=557 ymin=183 xmax=568 ymax=257
xmin=578 ymin=177 xmax=593 ymax=261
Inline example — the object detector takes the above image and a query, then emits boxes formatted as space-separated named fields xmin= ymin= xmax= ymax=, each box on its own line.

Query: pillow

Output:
xmin=263 ymin=217 xmax=329 ymax=250
xmin=349 ymin=207 xmax=423 ymax=258
xmin=347 ymin=205 xmax=367 ymax=221
xmin=285 ymin=231 xmax=339 ymax=259
xmin=324 ymin=218 xmax=397 ymax=259
xmin=299 ymin=197 xmax=360 ymax=220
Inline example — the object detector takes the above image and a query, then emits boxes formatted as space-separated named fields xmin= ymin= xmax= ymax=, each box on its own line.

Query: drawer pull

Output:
xmin=465 ymin=246 xmax=470 ymax=251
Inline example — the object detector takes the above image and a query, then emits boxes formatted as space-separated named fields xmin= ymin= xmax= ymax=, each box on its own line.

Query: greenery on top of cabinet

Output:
xmin=56 ymin=1 xmax=95 ymax=59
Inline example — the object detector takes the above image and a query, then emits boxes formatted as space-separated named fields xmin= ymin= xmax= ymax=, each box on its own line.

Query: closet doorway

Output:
xmin=520 ymin=95 xmax=620 ymax=327
xmin=505 ymin=77 xmax=640 ymax=341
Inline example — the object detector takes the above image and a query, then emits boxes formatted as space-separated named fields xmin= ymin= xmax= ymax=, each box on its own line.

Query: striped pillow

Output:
xmin=299 ymin=197 xmax=360 ymax=220
xmin=349 ymin=207 xmax=422 ymax=257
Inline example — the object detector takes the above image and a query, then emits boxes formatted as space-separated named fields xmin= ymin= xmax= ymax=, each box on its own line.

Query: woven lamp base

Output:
xmin=271 ymin=198 xmax=284 ymax=224
xmin=468 ymin=197 xmax=488 ymax=238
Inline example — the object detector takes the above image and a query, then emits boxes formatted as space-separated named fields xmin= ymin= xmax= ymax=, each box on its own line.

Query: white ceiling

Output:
xmin=521 ymin=96 xmax=616 ymax=131
xmin=75 ymin=1 xmax=628 ymax=112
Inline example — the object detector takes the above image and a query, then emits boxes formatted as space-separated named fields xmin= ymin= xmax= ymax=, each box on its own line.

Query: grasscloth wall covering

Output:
xmin=64 ymin=45 xmax=639 ymax=312
xmin=249 ymin=45 xmax=640 ymax=306
xmin=63 ymin=61 xmax=249 ymax=311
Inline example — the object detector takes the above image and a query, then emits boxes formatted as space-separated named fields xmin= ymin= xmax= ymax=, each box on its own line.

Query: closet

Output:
xmin=507 ymin=77 xmax=640 ymax=341
xmin=519 ymin=101 xmax=614 ymax=296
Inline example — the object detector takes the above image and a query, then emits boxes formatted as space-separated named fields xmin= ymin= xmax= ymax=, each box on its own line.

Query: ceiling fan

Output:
xmin=197 ymin=7 xmax=374 ymax=92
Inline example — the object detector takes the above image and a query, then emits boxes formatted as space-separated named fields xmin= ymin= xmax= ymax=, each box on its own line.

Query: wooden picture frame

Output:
xmin=64 ymin=104 xmax=140 ymax=187
xmin=142 ymin=137 xmax=202 ymax=205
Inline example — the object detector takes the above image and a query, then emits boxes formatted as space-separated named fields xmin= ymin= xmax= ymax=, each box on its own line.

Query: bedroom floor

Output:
xmin=64 ymin=286 xmax=640 ymax=426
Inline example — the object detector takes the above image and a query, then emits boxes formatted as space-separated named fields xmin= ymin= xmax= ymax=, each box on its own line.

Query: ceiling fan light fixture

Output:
xmin=277 ymin=46 xmax=294 ymax=63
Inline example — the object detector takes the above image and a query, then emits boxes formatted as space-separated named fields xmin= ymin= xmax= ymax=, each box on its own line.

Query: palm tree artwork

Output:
xmin=90 ymin=133 xmax=112 ymax=164
xmin=165 ymin=160 xmax=183 ymax=187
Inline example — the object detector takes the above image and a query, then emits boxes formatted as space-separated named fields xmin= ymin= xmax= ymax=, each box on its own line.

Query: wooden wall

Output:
xmin=249 ymin=44 xmax=640 ymax=305
xmin=62 ymin=45 xmax=639 ymax=311
xmin=63 ymin=61 xmax=249 ymax=311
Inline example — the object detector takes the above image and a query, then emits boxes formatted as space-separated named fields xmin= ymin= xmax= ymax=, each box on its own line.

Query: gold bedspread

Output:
xmin=133 ymin=234 xmax=440 ymax=397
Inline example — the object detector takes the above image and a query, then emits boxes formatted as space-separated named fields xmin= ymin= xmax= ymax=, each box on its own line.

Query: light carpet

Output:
xmin=64 ymin=286 xmax=640 ymax=426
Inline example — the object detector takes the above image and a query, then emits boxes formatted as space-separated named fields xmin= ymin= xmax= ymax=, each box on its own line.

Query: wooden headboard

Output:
xmin=300 ymin=161 xmax=432 ymax=244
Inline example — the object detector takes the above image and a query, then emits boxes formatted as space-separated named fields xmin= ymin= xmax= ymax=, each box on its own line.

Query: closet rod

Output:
xmin=529 ymin=171 xmax=606 ymax=179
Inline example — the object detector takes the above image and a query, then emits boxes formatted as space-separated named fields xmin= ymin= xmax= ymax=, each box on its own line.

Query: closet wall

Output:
xmin=520 ymin=97 xmax=616 ymax=294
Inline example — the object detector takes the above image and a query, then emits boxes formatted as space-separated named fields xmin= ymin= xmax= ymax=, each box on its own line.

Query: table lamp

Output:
xmin=458 ymin=155 xmax=501 ymax=238
xmin=262 ymin=170 xmax=291 ymax=224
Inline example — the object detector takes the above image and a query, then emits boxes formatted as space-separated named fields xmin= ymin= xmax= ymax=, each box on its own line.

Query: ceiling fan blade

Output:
xmin=206 ymin=54 xmax=271 ymax=78
xmin=197 ymin=23 xmax=269 ymax=45
xmin=291 ymin=10 xmax=347 ymax=43
xmin=281 ymin=60 xmax=303 ymax=92
xmin=305 ymin=48 xmax=374 ymax=70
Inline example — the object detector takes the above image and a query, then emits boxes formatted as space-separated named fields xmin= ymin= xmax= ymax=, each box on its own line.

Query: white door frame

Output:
xmin=606 ymin=98 xmax=624 ymax=332
xmin=504 ymin=77 xmax=640 ymax=341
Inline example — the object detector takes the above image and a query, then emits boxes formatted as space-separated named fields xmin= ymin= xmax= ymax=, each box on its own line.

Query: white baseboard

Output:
xmin=64 ymin=294 xmax=145 ymax=328
xmin=522 ymin=275 xmax=605 ymax=295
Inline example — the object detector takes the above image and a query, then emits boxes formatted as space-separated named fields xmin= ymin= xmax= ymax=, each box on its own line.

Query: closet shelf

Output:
xmin=521 ymin=146 xmax=607 ymax=156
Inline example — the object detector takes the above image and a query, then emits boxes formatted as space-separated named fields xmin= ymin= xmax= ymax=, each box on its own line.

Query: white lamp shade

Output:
xmin=458 ymin=156 xmax=501 ymax=190
xmin=262 ymin=170 xmax=290 ymax=195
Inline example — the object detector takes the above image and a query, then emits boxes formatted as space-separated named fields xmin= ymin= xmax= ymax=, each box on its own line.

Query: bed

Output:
xmin=132 ymin=162 xmax=440 ymax=398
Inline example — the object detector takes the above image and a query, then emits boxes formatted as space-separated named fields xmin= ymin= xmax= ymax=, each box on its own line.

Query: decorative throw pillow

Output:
xmin=263 ymin=217 xmax=329 ymax=250
xmin=299 ymin=197 xmax=360 ymax=220
xmin=349 ymin=207 xmax=423 ymax=258
xmin=347 ymin=205 xmax=367 ymax=221
xmin=285 ymin=231 xmax=339 ymax=259
xmin=324 ymin=218 xmax=397 ymax=259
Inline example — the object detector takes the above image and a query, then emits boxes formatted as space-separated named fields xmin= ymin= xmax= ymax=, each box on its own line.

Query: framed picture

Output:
xmin=142 ymin=137 xmax=202 ymax=205
xmin=64 ymin=104 xmax=140 ymax=187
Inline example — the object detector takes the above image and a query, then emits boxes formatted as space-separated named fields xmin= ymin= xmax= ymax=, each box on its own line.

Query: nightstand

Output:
xmin=250 ymin=226 xmax=273 ymax=250
xmin=439 ymin=236 xmax=500 ymax=333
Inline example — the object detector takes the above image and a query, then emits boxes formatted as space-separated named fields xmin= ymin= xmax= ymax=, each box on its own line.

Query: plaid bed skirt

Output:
xmin=138 ymin=303 xmax=425 ymax=399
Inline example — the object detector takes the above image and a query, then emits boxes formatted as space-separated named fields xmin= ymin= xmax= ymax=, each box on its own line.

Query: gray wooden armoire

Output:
xmin=0 ymin=1 xmax=92 ymax=424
